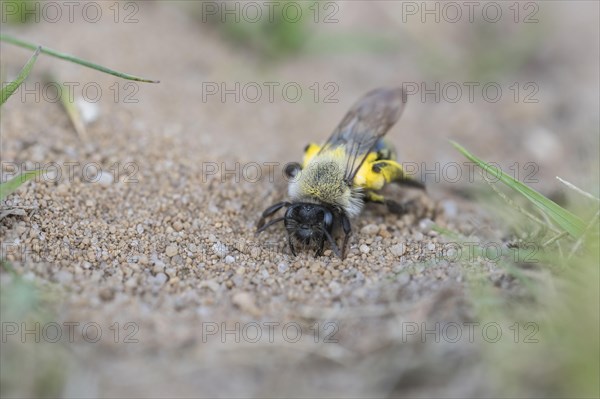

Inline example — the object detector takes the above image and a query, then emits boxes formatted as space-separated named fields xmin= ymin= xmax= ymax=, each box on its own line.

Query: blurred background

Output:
xmin=1 ymin=1 xmax=598 ymax=398
xmin=2 ymin=1 xmax=598 ymax=185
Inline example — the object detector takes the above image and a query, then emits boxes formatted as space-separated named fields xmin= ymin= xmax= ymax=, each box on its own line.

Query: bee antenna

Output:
xmin=256 ymin=217 xmax=286 ymax=235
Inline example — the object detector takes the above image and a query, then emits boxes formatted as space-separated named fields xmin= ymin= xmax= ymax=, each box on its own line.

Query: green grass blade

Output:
xmin=556 ymin=176 xmax=599 ymax=202
xmin=59 ymin=81 xmax=87 ymax=139
xmin=45 ymin=75 xmax=87 ymax=140
xmin=0 ymin=46 xmax=40 ymax=105
xmin=1 ymin=34 xmax=159 ymax=83
xmin=451 ymin=141 xmax=586 ymax=238
xmin=0 ymin=170 xmax=41 ymax=201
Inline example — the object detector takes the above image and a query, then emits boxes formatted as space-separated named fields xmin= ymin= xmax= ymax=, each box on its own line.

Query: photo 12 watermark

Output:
xmin=398 ymin=1 xmax=540 ymax=24
xmin=4 ymin=80 xmax=142 ymax=104
xmin=199 ymin=81 xmax=539 ymax=104
xmin=409 ymin=240 xmax=539 ymax=264
xmin=1 ymin=161 xmax=139 ymax=185
xmin=200 ymin=1 xmax=340 ymax=24
xmin=398 ymin=321 xmax=540 ymax=344
xmin=200 ymin=321 xmax=339 ymax=344
xmin=0 ymin=158 xmax=541 ymax=189
xmin=193 ymin=160 xmax=539 ymax=185
xmin=201 ymin=81 xmax=339 ymax=104
xmin=1 ymin=321 xmax=139 ymax=344
xmin=1 ymin=1 xmax=140 ymax=24
xmin=402 ymin=81 xmax=539 ymax=104
xmin=184 ymin=320 xmax=540 ymax=345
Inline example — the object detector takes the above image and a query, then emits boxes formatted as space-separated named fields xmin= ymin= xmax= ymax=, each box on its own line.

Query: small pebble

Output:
xmin=329 ymin=281 xmax=342 ymax=296
xmin=55 ymin=270 xmax=73 ymax=284
xmin=390 ymin=243 xmax=406 ymax=257
xmin=99 ymin=287 xmax=115 ymax=301
xmin=525 ymin=127 xmax=562 ymax=162
xmin=212 ymin=242 xmax=228 ymax=257
xmin=125 ymin=277 xmax=137 ymax=289
xmin=165 ymin=267 xmax=176 ymax=277
xmin=165 ymin=245 xmax=178 ymax=257
xmin=225 ymin=255 xmax=235 ymax=264
xmin=359 ymin=244 xmax=370 ymax=254
xmin=96 ymin=171 xmax=114 ymax=186
xmin=397 ymin=273 xmax=411 ymax=285
xmin=360 ymin=224 xmax=379 ymax=236
xmin=419 ymin=218 xmax=434 ymax=233
xmin=232 ymin=292 xmax=260 ymax=316
xmin=198 ymin=280 xmax=220 ymax=292
xmin=441 ymin=200 xmax=458 ymax=219
xmin=76 ymin=98 xmax=100 ymax=123
xmin=278 ymin=262 xmax=289 ymax=273
xmin=232 ymin=275 xmax=244 ymax=286
xmin=250 ymin=247 xmax=261 ymax=259
xmin=446 ymin=248 xmax=458 ymax=260
xmin=151 ymin=272 xmax=168 ymax=286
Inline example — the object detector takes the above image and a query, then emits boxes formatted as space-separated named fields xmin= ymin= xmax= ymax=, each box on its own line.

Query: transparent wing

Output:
xmin=319 ymin=87 xmax=407 ymax=185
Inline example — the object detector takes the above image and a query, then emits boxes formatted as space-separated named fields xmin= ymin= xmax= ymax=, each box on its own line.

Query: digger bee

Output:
xmin=257 ymin=88 xmax=425 ymax=259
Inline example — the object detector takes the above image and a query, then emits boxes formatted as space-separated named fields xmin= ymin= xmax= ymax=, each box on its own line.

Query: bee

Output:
xmin=256 ymin=88 xmax=425 ymax=258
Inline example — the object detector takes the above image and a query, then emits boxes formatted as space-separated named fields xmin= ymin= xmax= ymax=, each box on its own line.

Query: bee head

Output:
xmin=284 ymin=203 xmax=334 ymax=245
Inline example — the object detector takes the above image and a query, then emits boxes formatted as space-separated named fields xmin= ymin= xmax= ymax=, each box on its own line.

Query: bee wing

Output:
xmin=320 ymin=88 xmax=407 ymax=185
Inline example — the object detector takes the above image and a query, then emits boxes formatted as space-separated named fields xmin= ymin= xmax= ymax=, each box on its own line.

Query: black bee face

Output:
xmin=284 ymin=203 xmax=334 ymax=247
xmin=256 ymin=200 xmax=348 ymax=258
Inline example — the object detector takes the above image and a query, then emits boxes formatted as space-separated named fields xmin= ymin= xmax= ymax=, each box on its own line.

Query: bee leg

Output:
xmin=257 ymin=201 xmax=291 ymax=231
xmin=256 ymin=217 xmax=286 ymax=234
xmin=315 ymin=237 xmax=325 ymax=257
xmin=371 ymin=160 xmax=425 ymax=191
xmin=322 ymin=229 xmax=341 ymax=258
xmin=385 ymin=199 xmax=409 ymax=215
xmin=387 ymin=197 xmax=421 ymax=215
xmin=341 ymin=213 xmax=352 ymax=259
xmin=365 ymin=191 xmax=411 ymax=216
xmin=365 ymin=191 xmax=406 ymax=215
xmin=288 ymin=236 xmax=297 ymax=256
xmin=396 ymin=177 xmax=426 ymax=190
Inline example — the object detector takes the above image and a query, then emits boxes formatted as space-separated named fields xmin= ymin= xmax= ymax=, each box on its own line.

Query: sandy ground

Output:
xmin=1 ymin=2 xmax=599 ymax=397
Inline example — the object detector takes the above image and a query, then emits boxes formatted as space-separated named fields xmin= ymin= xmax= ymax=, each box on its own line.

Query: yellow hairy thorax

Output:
xmin=288 ymin=147 xmax=362 ymax=215
xmin=298 ymin=148 xmax=349 ymax=202
xmin=290 ymin=140 xmax=407 ymax=217
xmin=302 ymin=144 xmax=394 ymax=192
